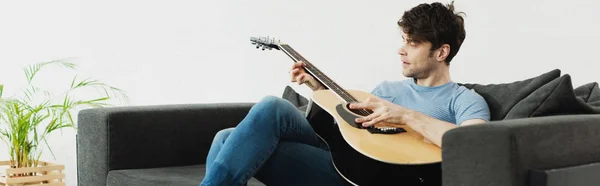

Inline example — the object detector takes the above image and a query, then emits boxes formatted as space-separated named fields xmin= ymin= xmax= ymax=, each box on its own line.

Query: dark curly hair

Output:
xmin=398 ymin=1 xmax=466 ymax=64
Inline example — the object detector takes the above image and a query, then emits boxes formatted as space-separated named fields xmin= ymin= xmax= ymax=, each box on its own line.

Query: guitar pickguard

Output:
xmin=335 ymin=103 xmax=365 ymax=129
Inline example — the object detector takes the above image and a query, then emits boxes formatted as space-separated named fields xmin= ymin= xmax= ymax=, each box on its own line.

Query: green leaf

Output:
xmin=74 ymin=97 xmax=110 ymax=107
xmin=24 ymin=58 xmax=77 ymax=84
xmin=0 ymin=84 xmax=4 ymax=98
xmin=70 ymin=75 xmax=77 ymax=89
xmin=22 ymin=86 xmax=51 ymax=102
xmin=72 ymin=77 xmax=101 ymax=90
xmin=43 ymin=138 xmax=56 ymax=160
xmin=0 ymin=128 xmax=9 ymax=142
xmin=66 ymin=111 xmax=75 ymax=127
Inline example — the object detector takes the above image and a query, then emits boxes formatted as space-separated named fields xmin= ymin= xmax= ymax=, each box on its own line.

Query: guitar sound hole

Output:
xmin=345 ymin=103 xmax=370 ymax=116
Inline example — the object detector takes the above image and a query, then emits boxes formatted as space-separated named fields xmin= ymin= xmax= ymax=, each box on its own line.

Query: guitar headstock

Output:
xmin=250 ymin=36 xmax=282 ymax=50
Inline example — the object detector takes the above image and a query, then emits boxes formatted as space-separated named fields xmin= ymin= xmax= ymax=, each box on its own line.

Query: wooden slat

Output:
xmin=45 ymin=171 xmax=63 ymax=183
xmin=4 ymin=174 xmax=64 ymax=184
xmin=21 ymin=182 xmax=65 ymax=186
xmin=0 ymin=161 xmax=59 ymax=167
xmin=5 ymin=165 xmax=64 ymax=174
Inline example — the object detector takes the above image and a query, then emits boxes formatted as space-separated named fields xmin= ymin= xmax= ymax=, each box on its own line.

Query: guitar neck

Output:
xmin=278 ymin=44 xmax=359 ymax=103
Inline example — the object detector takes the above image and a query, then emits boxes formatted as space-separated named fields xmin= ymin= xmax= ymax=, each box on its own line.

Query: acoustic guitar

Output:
xmin=250 ymin=36 xmax=441 ymax=186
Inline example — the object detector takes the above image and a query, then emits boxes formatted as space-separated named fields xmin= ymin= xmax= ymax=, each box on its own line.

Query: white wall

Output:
xmin=1 ymin=0 xmax=599 ymax=185
xmin=0 ymin=0 xmax=82 ymax=186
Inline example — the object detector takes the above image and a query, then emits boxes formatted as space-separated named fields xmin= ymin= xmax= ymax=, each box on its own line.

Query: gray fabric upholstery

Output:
xmin=505 ymin=75 xmax=600 ymax=119
xmin=575 ymin=82 xmax=600 ymax=106
xmin=282 ymin=85 xmax=309 ymax=107
xmin=106 ymin=165 xmax=264 ymax=186
xmin=282 ymin=85 xmax=311 ymax=114
xmin=458 ymin=69 xmax=561 ymax=121
xmin=442 ymin=114 xmax=600 ymax=186
xmin=529 ymin=162 xmax=600 ymax=186
xmin=77 ymin=103 xmax=254 ymax=186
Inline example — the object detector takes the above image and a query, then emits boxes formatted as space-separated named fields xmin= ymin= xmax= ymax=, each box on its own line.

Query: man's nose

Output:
xmin=397 ymin=47 xmax=407 ymax=56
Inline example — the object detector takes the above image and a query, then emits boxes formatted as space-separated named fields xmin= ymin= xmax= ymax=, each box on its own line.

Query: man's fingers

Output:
xmin=296 ymin=74 xmax=306 ymax=85
xmin=349 ymin=97 xmax=381 ymax=109
xmin=356 ymin=112 xmax=381 ymax=123
xmin=291 ymin=62 xmax=304 ymax=70
xmin=349 ymin=102 xmax=362 ymax=109
xmin=290 ymin=69 xmax=300 ymax=82
xmin=364 ymin=97 xmax=381 ymax=103
xmin=290 ymin=68 xmax=300 ymax=76
xmin=362 ymin=116 xmax=384 ymax=127
xmin=349 ymin=102 xmax=376 ymax=110
xmin=290 ymin=62 xmax=306 ymax=83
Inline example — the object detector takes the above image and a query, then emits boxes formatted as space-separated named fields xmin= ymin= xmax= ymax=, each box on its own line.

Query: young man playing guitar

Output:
xmin=200 ymin=1 xmax=490 ymax=186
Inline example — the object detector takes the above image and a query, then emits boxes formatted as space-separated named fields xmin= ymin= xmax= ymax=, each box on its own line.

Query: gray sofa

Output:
xmin=77 ymin=69 xmax=600 ymax=186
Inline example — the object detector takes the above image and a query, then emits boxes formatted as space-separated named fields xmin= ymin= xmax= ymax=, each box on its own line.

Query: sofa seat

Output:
xmin=106 ymin=164 xmax=265 ymax=186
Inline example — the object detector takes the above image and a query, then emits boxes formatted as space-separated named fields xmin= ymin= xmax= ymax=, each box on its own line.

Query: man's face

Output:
xmin=398 ymin=33 xmax=439 ymax=79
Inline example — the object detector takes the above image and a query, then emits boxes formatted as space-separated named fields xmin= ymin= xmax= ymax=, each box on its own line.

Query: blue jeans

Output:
xmin=200 ymin=96 xmax=350 ymax=186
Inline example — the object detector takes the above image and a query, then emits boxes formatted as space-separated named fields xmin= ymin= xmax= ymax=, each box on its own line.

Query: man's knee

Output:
xmin=256 ymin=95 xmax=291 ymax=111
xmin=214 ymin=127 xmax=235 ymax=144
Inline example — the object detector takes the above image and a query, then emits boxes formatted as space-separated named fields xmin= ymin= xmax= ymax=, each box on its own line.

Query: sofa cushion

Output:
xmin=574 ymin=82 xmax=600 ymax=107
xmin=505 ymin=75 xmax=600 ymax=119
xmin=282 ymin=85 xmax=310 ymax=114
xmin=106 ymin=164 xmax=265 ymax=186
xmin=282 ymin=85 xmax=309 ymax=107
xmin=529 ymin=162 xmax=600 ymax=186
xmin=458 ymin=69 xmax=561 ymax=121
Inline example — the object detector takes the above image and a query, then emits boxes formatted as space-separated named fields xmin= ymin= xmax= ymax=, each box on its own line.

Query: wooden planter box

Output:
xmin=0 ymin=161 xmax=65 ymax=186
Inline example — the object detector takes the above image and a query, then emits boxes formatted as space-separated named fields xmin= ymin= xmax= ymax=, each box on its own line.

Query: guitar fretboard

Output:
xmin=278 ymin=44 xmax=373 ymax=115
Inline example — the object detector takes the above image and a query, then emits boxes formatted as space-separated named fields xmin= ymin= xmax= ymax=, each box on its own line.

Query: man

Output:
xmin=200 ymin=1 xmax=490 ymax=186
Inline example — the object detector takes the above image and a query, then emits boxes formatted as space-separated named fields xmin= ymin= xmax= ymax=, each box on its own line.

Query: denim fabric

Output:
xmin=201 ymin=96 xmax=349 ymax=186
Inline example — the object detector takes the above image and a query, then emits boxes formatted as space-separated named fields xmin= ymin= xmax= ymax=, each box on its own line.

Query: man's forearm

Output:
xmin=403 ymin=110 xmax=457 ymax=147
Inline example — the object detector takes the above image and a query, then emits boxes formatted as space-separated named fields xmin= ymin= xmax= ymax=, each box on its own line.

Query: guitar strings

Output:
xmin=281 ymin=45 xmax=353 ymax=102
xmin=280 ymin=44 xmax=373 ymax=117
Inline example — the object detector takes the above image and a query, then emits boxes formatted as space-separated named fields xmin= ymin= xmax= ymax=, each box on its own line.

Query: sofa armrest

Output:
xmin=76 ymin=102 xmax=254 ymax=186
xmin=442 ymin=114 xmax=600 ymax=186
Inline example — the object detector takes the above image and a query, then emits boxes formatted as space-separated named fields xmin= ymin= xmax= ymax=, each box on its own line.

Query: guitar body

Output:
xmin=311 ymin=89 xmax=442 ymax=186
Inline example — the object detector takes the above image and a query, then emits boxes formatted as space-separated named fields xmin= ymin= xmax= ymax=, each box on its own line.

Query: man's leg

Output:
xmin=254 ymin=141 xmax=349 ymax=186
xmin=417 ymin=163 xmax=442 ymax=186
xmin=201 ymin=96 xmax=325 ymax=186
xmin=205 ymin=127 xmax=235 ymax=173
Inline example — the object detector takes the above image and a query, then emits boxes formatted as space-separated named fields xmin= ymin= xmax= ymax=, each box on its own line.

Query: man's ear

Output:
xmin=436 ymin=44 xmax=451 ymax=62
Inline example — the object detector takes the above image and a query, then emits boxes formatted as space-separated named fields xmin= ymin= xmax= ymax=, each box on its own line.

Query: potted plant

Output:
xmin=0 ymin=58 xmax=128 ymax=185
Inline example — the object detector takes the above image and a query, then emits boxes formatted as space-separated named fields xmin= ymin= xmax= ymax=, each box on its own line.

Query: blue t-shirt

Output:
xmin=370 ymin=79 xmax=490 ymax=125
